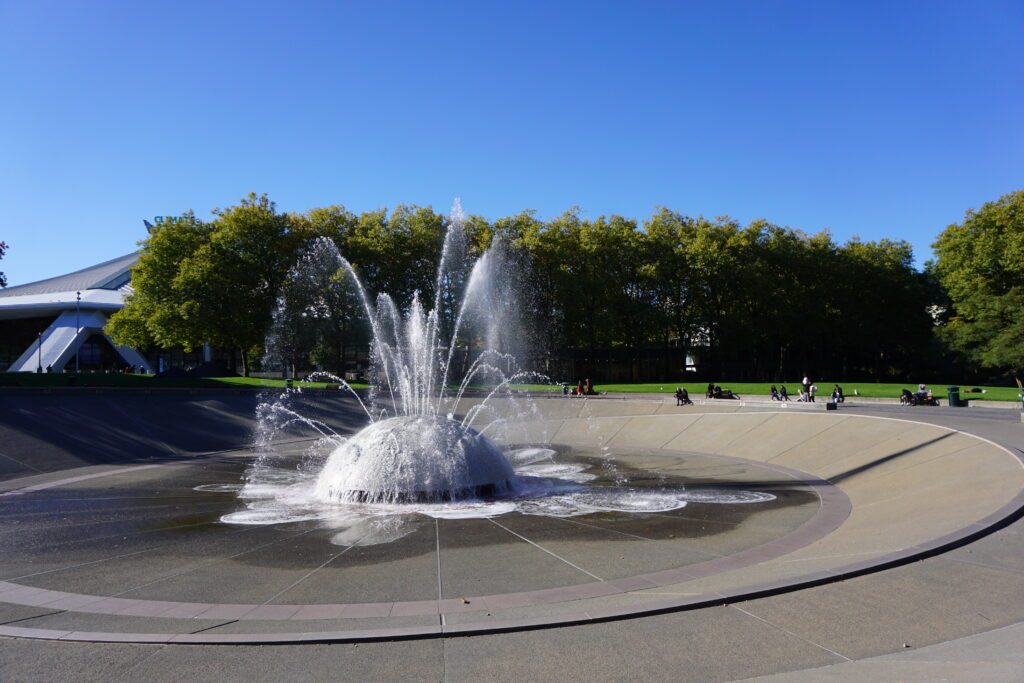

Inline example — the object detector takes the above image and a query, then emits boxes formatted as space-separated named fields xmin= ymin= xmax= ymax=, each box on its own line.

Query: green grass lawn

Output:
xmin=513 ymin=381 xmax=1023 ymax=401
xmin=1 ymin=373 xmax=1018 ymax=401
xmin=0 ymin=373 xmax=370 ymax=390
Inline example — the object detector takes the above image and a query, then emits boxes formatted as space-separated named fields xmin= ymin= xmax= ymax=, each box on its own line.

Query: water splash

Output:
xmin=253 ymin=200 xmax=537 ymax=504
xmin=233 ymin=199 xmax=776 ymax=539
xmin=213 ymin=447 xmax=776 ymax=545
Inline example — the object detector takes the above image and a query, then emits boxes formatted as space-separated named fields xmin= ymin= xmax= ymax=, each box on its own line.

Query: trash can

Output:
xmin=947 ymin=386 xmax=961 ymax=407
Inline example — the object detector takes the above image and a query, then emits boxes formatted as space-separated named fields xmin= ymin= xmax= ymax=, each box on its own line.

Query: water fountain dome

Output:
xmin=277 ymin=200 xmax=530 ymax=505
xmin=313 ymin=415 xmax=515 ymax=503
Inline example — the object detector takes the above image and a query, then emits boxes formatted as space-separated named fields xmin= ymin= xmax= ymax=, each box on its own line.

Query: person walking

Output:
xmin=809 ymin=384 xmax=818 ymax=402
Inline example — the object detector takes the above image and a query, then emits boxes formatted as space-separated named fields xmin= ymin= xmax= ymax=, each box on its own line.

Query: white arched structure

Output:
xmin=0 ymin=253 xmax=153 ymax=373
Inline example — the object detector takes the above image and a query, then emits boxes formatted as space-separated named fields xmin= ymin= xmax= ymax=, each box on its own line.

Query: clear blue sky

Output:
xmin=1 ymin=1 xmax=1021 ymax=285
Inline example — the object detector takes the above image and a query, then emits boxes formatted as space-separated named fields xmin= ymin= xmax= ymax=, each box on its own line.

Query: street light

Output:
xmin=76 ymin=291 xmax=81 ymax=372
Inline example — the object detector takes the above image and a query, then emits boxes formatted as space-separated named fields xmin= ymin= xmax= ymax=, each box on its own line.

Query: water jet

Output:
xmin=232 ymin=200 xmax=773 ymax=537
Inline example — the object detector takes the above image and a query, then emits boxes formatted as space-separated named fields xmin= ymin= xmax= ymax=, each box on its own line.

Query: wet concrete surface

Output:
xmin=0 ymin=448 xmax=818 ymax=608
xmin=2 ymin=397 xmax=1022 ymax=681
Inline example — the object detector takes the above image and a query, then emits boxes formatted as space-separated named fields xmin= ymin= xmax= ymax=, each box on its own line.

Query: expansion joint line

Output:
xmin=488 ymin=518 xmax=603 ymax=581
xmin=730 ymin=605 xmax=851 ymax=661
xmin=260 ymin=542 xmax=358 ymax=606
xmin=110 ymin=526 xmax=321 ymax=599
xmin=5 ymin=544 xmax=172 ymax=582
xmin=2 ymin=515 xmax=267 ymax=582
xmin=602 ymin=420 xmax=629 ymax=448
xmin=553 ymin=515 xmax=654 ymax=542
xmin=190 ymin=619 xmax=237 ymax=635
xmin=0 ymin=450 xmax=43 ymax=473
xmin=660 ymin=414 xmax=704 ymax=449
xmin=0 ymin=610 xmax=64 ymax=627
xmin=436 ymin=518 xmax=444 ymax=627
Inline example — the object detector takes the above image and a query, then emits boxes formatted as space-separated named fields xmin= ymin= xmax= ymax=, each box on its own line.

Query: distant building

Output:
xmin=0 ymin=253 xmax=153 ymax=373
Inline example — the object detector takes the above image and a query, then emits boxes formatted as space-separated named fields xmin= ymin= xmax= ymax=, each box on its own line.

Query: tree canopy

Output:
xmin=107 ymin=193 xmax=295 ymax=375
xmin=103 ymin=190 xmax=1024 ymax=384
xmin=932 ymin=190 xmax=1024 ymax=373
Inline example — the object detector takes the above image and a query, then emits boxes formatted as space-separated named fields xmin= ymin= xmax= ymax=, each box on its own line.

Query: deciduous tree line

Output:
xmin=106 ymin=190 xmax=1024 ymax=382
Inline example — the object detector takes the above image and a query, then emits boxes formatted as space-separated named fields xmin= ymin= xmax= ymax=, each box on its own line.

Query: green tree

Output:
xmin=266 ymin=240 xmax=366 ymax=376
xmin=836 ymin=237 xmax=931 ymax=378
xmin=932 ymin=190 xmax=1024 ymax=372
xmin=580 ymin=215 xmax=655 ymax=376
xmin=497 ymin=211 xmax=561 ymax=369
xmin=106 ymin=212 xmax=214 ymax=351
xmin=520 ymin=208 xmax=589 ymax=354
xmin=293 ymin=205 xmax=358 ymax=253
xmin=283 ymin=205 xmax=366 ymax=373
xmin=645 ymin=209 xmax=698 ymax=352
xmin=175 ymin=193 xmax=297 ymax=375
xmin=341 ymin=205 xmax=447 ymax=311
xmin=107 ymin=194 xmax=297 ymax=376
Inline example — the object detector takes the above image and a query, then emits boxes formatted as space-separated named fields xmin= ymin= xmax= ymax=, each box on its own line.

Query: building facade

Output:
xmin=0 ymin=253 xmax=153 ymax=373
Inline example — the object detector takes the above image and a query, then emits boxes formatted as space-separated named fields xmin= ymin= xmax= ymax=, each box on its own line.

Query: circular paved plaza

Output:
xmin=2 ymin=393 xmax=1023 ymax=680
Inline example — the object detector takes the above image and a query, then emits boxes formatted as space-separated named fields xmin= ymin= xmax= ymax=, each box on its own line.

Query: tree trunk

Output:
xmin=664 ymin=334 xmax=671 ymax=380
xmin=241 ymin=348 xmax=250 ymax=377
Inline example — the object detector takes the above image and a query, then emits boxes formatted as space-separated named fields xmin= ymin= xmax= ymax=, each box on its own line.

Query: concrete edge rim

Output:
xmin=2 ymin=410 xmax=1023 ymax=644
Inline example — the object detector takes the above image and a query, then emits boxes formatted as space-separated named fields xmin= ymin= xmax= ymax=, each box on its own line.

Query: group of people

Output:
xmin=668 ymin=378 xmax=848 ymax=406
xmin=704 ymin=383 xmax=739 ymax=399
xmin=769 ymin=380 xmax=844 ymax=403
xmin=564 ymin=378 xmax=596 ymax=396
xmin=901 ymin=383 xmax=935 ymax=405
xmin=800 ymin=376 xmax=817 ymax=402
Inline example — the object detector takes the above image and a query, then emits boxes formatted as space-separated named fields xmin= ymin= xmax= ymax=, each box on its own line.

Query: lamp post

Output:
xmin=75 ymin=291 xmax=81 ymax=372
xmin=37 ymin=330 xmax=42 ymax=373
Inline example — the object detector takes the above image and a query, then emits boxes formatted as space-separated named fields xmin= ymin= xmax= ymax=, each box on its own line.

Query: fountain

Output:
xmin=222 ymin=200 xmax=774 ymax=539
xmin=313 ymin=415 xmax=514 ymax=503
xmin=291 ymin=200 xmax=535 ymax=504
xmin=248 ymin=200 xmax=536 ymax=506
